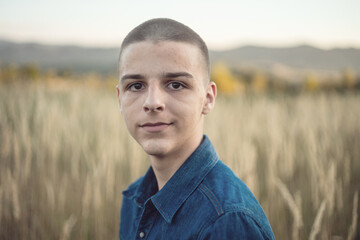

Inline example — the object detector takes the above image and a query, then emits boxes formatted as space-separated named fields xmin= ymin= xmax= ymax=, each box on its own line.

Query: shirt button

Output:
xmin=139 ymin=232 xmax=145 ymax=238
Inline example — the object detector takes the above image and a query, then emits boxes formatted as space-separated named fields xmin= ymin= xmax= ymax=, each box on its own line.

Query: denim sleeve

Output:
xmin=198 ymin=211 xmax=275 ymax=240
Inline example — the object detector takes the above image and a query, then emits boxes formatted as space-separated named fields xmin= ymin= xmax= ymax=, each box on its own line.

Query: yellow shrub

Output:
xmin=211 ymin=62 xmax=243 ymax=94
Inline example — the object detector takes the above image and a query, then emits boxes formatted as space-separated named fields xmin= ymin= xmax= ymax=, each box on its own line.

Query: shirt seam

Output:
xmin=197 ymin=209 xmax=273 ymax=240
xmin=151 ymin=197 xmax=171 ymax=223
xmin=198 ymin=183 xmax=224 ymax=216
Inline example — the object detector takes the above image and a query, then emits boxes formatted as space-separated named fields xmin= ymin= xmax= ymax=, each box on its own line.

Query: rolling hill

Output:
xmin=0 ymin=39 xmax=359 ymax=74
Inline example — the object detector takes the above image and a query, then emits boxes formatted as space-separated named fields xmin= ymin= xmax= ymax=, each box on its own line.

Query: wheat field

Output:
xmin=0 ymin=81 xmax=359 ymax=240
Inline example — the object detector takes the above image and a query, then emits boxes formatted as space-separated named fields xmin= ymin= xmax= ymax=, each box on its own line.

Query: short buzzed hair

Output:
xmin=119 ymin=18 xmax=210 ymax=76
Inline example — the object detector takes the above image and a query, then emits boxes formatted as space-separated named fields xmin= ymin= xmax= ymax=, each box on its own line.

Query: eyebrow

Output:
xmin=120 ymin=72 xmax=194 ymax=83
xmin=162 ymin=72 xmax=194 ymax=79
xmin=120 ymin=74 xmax=144 ymax=82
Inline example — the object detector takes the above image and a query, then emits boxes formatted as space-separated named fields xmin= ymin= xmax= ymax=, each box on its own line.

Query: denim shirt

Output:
xmin=120 ymin=135 xmax=275 ymax=240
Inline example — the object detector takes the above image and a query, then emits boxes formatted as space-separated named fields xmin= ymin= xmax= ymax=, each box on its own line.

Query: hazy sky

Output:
xmin=0 ymin=0 xmax=359 ymax=50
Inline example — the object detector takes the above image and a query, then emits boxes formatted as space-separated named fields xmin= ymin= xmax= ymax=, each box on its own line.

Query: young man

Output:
xmin=117 ymin=18 xmax=275 ymax=239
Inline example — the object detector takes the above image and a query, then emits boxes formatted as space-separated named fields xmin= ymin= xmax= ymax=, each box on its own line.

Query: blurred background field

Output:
xmin=0 ymin=74 xmax=359 ymax=239
xmin=1 ymin=0 xmax=360 ymax=239
xmin=1 ymin=33 xmax=360 ymax=240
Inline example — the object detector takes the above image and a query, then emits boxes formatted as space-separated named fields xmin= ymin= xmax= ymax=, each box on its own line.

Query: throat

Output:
xmin=147 ymin=133 xmax=204 ymax=191
xmin=150 ymin=155 xmax=186 ymax=191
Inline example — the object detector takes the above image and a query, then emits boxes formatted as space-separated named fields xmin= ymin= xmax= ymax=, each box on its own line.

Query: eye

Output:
xmin=128 ymin=82 xmax=145 ymax=91
xmin=168 ymin=82 xmax=184 ymax=90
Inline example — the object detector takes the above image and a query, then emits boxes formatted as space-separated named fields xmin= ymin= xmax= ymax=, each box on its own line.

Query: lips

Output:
xmin=140 ymin=122 xmax=172 ymax=132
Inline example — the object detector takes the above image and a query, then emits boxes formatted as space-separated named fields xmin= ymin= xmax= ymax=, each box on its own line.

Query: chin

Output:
xmin=141 ymin=139 xmax=171 ymax=157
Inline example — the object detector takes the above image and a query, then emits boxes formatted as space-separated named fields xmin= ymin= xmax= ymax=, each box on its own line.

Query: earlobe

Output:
xmin=202 ymin=82 xmax=217 ymax=115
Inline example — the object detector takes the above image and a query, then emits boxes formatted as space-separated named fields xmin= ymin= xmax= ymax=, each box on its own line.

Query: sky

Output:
xmin=0 ymin=0 xmax=359 ymax=50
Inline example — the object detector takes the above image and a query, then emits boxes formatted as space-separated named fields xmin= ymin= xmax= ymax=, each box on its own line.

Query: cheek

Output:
xmin=120 ymin=97 xmax=140 ymax=128
xmin=174 ymin=98 xmax=203 ymax=122
xmin=121 ymin=93 xmax=142 ymax=111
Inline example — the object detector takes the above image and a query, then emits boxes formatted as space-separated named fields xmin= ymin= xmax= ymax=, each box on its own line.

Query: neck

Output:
xmin=149 ymin=134 xmax=203 ymax=191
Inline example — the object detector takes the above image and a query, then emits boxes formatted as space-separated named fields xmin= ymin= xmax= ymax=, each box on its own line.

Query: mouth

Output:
xmin=140 ymin=122 xmax=173 ymax=132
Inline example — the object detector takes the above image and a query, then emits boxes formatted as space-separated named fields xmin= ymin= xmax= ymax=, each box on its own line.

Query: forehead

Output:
xmin=119 ymin=41 xmax=206 ymax=77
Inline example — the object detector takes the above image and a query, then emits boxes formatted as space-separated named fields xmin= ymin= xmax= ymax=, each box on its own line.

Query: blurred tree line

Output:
xmin=0 ymin=63 xmax=117 ymax=90
xmin=0 ymin=63 xmax=71 ymax=83
xmin=211 ymin=62 xmax=360 ymax=95
xmin=1 ymin=62 xmax=359 ymax=94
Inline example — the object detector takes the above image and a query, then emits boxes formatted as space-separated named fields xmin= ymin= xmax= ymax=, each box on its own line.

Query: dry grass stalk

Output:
xmin=344 ymin=156 xmax=351 ymax=187
xmin=93 ymin=182 xmax=102 ymax=211
xmin=309 ymin=200 xmax=327 ymax=240
xmin=347 ymin=191 xmax=358 ymax=240
xmin=12 ymin=134 xmax=20 ymax=179
xmin=11 ymin=177 xmax=21 ymax=220
xmin=275 ymin=177 xmax=303 ymax=240
xmin=45 ymin=181 xmax=55 ymax=210
xmin=60 ymin=214 xmax=77 ymax=240
xmin=82 ymin=177 xmax=91 ymax=219
xmin=237 ymin=141 xmax=257 ymax=195
xmin=0 ymin=129 xmax=11 ymax=159
xmin=0 ymin=186 xmax=3 ymax=226
xmin=58 ymin=177 xmax=68 ymax=212
xmin=326 ymin=162 xmax=336 ymax=216
xmin=336 ymin=181 xmax=344 ymax=212
xmin=106 ymin=162 xmax=115 ymax=201
xmin=23 ymin=138 xmax=32 ymax=181
xmin=294 ymin=191 xmax=302 ymax=217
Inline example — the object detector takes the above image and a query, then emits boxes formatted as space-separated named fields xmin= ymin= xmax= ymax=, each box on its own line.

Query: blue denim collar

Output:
xmin=123 ymin=135 xmax=219 ymax=223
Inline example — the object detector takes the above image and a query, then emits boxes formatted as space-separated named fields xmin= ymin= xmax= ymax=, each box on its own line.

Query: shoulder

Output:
xmin=198 ymin=211 xmax=274 ymax=240
xmin=197 ymin=161 xmax=274 ymax=239
xmin=201 ymin=160 xmax=260 ymax=211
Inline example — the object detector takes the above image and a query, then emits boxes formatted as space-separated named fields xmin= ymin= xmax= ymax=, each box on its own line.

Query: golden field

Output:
xmin=0 ymin=81 xmax=359 ymax=240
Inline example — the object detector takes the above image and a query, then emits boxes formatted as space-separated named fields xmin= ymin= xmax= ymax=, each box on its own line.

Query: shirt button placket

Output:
xmin=137 ymin=200 xmax=155 ymax=239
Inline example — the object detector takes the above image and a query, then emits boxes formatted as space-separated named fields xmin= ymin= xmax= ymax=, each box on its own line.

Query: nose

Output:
xmin=143 ymin=83 xmax=165 ymax=113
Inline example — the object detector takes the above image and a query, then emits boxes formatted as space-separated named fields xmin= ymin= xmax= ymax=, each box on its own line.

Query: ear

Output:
xmin=202 ymin=81 xmax=217 ymax=115
xmin=116 ymin=84 xmax=122 ymax=113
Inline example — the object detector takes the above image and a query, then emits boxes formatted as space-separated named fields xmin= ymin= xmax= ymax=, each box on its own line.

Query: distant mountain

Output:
xmin=0 ymin=40 xmax=119 ymax=73
xmin=0 ymin=39 xmax=359 ymax=74
xmin=210 ymin=45 xmax=360 ymax=72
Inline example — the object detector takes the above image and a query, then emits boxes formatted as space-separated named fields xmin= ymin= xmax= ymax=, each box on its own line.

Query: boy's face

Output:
xmin=117 ymin=41 xmax=216 ymax=158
